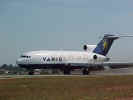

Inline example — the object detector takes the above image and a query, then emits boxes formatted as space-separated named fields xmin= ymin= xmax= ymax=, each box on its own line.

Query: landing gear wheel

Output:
xmin=28 ymin=70 xmax=34 ymax=75
xmin=63 ymin=67 xmax=71 ymax=75
xmin=82 ymin=68 xmax=90 ymax=75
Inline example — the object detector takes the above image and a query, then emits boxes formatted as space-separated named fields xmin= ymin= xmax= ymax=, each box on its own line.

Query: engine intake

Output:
xmin=93 ymin=55 xmax=97 ymax=60
xmin=83 ymin=44 xmax=96 ymax=52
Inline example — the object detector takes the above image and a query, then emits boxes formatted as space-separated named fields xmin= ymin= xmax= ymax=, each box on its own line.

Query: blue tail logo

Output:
xmin=93 ymin=34 xmax=119 ymax=56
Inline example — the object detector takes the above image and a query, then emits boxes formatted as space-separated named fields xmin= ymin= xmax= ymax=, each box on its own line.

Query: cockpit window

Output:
xmin=21 ymin=55 xmax=31 ymax=58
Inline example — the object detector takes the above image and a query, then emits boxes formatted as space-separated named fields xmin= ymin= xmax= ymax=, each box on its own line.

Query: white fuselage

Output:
xmin=16 ymin=34 xmax=131 ymax=75
xmin=16 ymin=50 xmax=107 ymax=67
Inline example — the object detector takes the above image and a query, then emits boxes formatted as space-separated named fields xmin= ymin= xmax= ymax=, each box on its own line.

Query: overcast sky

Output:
xmin=0 ymin=0 xmax=133 ymax=65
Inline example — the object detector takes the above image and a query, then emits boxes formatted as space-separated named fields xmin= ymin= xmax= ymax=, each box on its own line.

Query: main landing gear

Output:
xmin=63 ymin=67 xmax=71 ymax=75
xmin=82 ymin=68 xmax=90 ymax=75
xmin=63 ymin=67 xmax=90 ymax=75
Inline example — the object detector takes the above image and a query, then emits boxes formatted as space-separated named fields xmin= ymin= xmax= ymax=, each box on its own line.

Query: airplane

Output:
xmin=16 ymin=34 xmax=133 ymax=75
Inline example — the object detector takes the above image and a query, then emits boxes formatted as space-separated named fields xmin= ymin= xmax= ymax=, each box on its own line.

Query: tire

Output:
xmin=28 ymin=70 xmax=34 ymax=75
xmin=82 ymin=68 xmax=90 ymax=75
xmin=63 ymin=67 xmax=71 ymax=75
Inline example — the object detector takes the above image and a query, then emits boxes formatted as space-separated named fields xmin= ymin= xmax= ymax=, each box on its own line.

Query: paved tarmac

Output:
xmin=91 ymin=67 xmax=133 ymax=75
xmin=0 ymin=67 xmax=133 ymax=79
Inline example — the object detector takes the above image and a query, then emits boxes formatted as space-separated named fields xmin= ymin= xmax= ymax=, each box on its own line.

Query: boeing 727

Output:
xmin=16 ymin=34 xmax=133 ymax=75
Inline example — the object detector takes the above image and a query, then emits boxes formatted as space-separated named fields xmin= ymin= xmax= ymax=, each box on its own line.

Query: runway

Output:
xmin=1 ymin=67 xmax=133 ymax=79
xmin=91 ymin=67 xmax=133 ymax=75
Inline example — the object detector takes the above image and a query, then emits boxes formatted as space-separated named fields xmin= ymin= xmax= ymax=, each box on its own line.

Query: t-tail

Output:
xmin=93 ymin=34 xmax=119 ymax=56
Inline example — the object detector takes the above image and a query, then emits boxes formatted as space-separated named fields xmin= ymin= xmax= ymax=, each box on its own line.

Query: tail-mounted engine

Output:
xmin=93 ymin=55 xmax=98 ymax=60
xmin=83 ymin=44 xmax=96 ymax=52
xmin=91 ymin=54 xmax=110 ymax=62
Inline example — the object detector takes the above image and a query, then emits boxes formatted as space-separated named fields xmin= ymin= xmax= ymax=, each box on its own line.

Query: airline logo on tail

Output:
xmin=103 ymin=39 xmax=108 ymax=52
xmin=93 ymin=34 xmax=119 ymax=56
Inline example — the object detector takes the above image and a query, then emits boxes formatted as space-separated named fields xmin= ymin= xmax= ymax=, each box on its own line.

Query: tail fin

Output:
xmin=93 ymin=34 xmax=119 ymax=56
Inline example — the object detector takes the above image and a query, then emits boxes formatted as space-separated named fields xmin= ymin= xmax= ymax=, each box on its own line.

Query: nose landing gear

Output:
xmin=28 ymin=69 xmax=34 ymax=75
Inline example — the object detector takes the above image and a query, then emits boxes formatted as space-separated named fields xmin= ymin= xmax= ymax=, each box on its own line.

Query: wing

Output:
xmin=69 ymin=62 xmax=133 ymax=69
xmin=98 ymin=62 xmax=133 ymax=69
